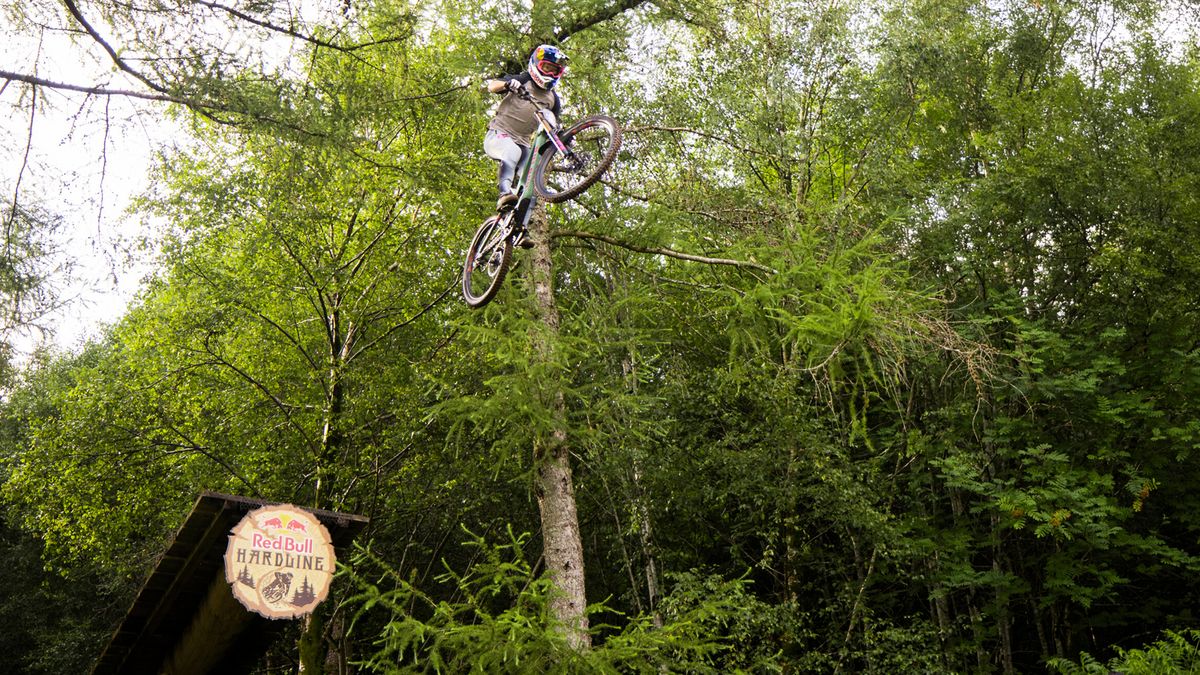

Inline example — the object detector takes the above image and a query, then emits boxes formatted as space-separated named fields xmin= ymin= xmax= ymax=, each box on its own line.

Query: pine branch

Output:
xmin=192 ymin=0 xmax=409 ymax=54
xmin=552 ymin=230 xmax=776 ymax=274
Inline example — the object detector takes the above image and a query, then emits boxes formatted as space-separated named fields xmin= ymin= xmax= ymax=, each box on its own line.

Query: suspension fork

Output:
xmin=536 ymin=109 xmax=571 ymax=156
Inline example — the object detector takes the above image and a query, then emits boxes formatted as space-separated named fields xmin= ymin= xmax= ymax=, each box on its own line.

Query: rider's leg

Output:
xmin=484 ymin=130 xmax=530 ymax=205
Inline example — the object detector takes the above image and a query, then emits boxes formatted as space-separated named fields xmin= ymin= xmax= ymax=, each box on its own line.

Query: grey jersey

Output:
xmin=487 ymin=72 xmax=561 ymax=147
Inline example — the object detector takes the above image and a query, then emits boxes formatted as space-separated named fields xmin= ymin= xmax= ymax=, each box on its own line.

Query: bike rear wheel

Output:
xmin=462 ymin=215 xmax=512 ymax=308
xmin=533 ymin=115 xmax=622 ymax=203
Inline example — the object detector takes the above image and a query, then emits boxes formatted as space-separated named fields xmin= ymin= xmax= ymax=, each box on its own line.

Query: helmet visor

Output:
xmin=535 ymin=60 xmax=564 ymax=78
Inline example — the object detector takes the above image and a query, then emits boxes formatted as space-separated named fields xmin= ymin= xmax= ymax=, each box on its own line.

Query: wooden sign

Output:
xmin=223 ymin=504 xmax=336 ymax=619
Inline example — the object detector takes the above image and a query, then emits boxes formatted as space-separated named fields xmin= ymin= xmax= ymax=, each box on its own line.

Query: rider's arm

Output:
xmin=487 ymin=73 xmax=531 ymax=95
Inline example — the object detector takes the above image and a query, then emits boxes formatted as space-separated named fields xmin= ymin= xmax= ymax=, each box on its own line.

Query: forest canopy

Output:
xmin=3 ymin=0 xmax=1200 ymax=672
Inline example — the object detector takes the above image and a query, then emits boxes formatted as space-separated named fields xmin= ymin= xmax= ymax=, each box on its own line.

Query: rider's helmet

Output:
xmin=527 ymin=45 xmax=567 ymax=90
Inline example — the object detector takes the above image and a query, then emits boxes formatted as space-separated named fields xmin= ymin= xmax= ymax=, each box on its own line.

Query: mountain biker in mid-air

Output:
xmin=484 ymin=44 xmax=567 ymax=216
xmin=464 ymin=46 xmax=622 ymax=308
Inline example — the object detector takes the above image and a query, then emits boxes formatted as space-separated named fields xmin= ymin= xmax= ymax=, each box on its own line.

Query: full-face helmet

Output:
xmin=527 ymin=44 xmax=567 ymax=90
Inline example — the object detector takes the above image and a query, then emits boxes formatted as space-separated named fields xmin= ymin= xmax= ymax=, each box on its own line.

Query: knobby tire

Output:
xmin=462 ymin=215 xmax=512 ymax=308
xmin=533 ymin=115 xmax=622 ymax=203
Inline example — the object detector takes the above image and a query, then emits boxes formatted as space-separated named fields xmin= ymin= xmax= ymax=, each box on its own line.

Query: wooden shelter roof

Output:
xmin=91 ymin=491 xmax=368 ymax=675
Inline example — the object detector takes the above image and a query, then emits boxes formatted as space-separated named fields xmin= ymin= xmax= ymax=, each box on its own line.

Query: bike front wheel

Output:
xmin=533 ymin=115 xmax=622 ymax=203
xmin=462 ymin=215 xmax=512 ymax=308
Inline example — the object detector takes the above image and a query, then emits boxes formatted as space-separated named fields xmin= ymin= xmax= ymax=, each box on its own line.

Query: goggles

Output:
xmin=535 ymin=59 xmax=565 ymax=77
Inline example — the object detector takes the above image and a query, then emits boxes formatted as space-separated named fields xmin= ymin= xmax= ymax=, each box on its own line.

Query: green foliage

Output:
xmin=1050 ymin=629 xmax=1200 ymax=675
xmin=344 ymin=530 xmax=772 ymax=674
xmin=0 ymin=515 xmax=120 ymax=675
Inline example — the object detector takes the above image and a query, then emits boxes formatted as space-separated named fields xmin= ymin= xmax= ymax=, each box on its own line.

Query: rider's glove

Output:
xmin=505 ymin=79 xmax=523 ymax=94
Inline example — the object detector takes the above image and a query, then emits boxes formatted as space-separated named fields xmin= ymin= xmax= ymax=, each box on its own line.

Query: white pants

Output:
xmin=484 ymin=129 xmax=530 ymax=194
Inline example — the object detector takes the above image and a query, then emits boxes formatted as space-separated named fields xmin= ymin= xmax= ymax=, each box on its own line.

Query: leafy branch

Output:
xmin=192 ymin=0 xmax=409 ymax=54
xmin=553 ymin=0 xmax=654 ymax=43
xmin=0 ymin=68 xmax=329 ymax=139
xmin=551 ymin=229 xmax=776 ymax=275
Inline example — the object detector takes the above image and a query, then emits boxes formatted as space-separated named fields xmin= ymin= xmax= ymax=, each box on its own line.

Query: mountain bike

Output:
xmin=462 ymin=86 xmax=622 ymax=308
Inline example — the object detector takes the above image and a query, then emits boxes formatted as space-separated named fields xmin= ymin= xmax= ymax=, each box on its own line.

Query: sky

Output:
xmin=2 ymin=92 xmax=172 ymax=355
xmin=1 ymin=20 xmax=177 ymax=358
xmin=1 ymin=0 xmax=349 ymax=361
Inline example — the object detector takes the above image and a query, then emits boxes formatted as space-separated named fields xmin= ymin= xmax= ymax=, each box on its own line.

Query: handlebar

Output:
xmin=513 ymin=84 xmax=540 ymax=106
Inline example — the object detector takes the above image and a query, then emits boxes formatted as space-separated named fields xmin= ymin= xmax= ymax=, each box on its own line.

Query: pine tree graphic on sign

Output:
xmin=291 ymin=576 xmax=316 ymax=607
xmin=238 ymin=565 xmax=255 ymax=588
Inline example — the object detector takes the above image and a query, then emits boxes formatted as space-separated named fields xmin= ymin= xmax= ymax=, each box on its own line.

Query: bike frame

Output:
xmin=500 ymin=96 xmax=575 ymax=233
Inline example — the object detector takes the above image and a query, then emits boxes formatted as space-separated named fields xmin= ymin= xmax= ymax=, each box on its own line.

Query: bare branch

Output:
xmin=389 ymin=83 xmax=471 ymax=103
xmin=198 ymin=335 xmax=324 ymax=459
xmin=0 ymin=68 xmax=192 ymax=102
xmin=495 ymin=0 xmax=655 ymax=72
xmin=0 ymin=69 xmax=329 ymax=138
xmin=347 ymin=280 xmax=456 ymax=362
xmin=6 ymin=82 xmax=36 ymax=237
xmin=554 ymin=0 xmax=653 ymax=43
xmin=61 ymin=0 xmax=170 ymax=94
xmin=177 ymin=250 xmax=323 ymax=374
xmin=552 ymin=230 xmax=776 ymax=274
xmin=157 ymin=421 xmax=263 ymax=497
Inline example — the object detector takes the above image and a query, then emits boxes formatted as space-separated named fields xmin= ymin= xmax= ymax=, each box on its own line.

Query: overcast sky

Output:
xmin=0 ymin=11 xmax=223 ymax=360
xmin=1 ymin=0 xmax=345 ymax=360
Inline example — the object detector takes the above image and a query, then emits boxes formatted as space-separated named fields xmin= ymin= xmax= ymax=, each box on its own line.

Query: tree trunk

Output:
xmin=315 ymin=296 xmax=349 ymax=506
xmin=528 ymin=203 xmax=590 ymax=649
xmin=617 ymin=339 xmax=663 ymax=627
xmin=324 ymin=611 xmax=349 ymax=675
xmin=784 ymin=445 xmax=801 ymax=604
xmin=298 ymin=612 xmax=324 ymax=674
xmin=994 ymin=554 xmax=1015 ymax=675
xmin=631 ymin=456 xmax=663 ymax=628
